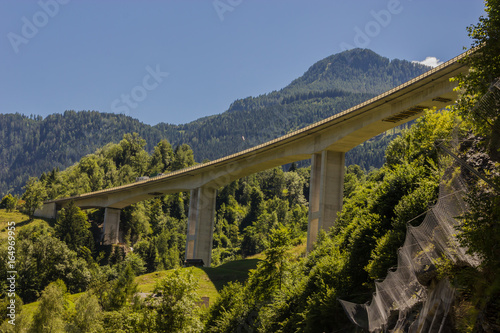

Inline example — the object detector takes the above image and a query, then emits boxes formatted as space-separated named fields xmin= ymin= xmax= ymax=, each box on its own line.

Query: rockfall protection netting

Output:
xmin=339 ymin=167 xmax=481 ymax=332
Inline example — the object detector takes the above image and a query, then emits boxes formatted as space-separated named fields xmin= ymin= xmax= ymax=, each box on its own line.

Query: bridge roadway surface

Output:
xmin=36 ymin=50 xmax=471 ymax=266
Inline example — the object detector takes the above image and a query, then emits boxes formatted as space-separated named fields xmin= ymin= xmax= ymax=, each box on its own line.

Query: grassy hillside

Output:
xmin=135 ymin=259 xmax=261 ymax=302
xmin=18 ymin=260 xmax=263 ymax=324
xmin=0 ymin=207 xmax=263 ymax=329
xmin=0 ymin=208 xmax=261 ymax=300
xmin=0 ymin=209 xmax=51 ymax=240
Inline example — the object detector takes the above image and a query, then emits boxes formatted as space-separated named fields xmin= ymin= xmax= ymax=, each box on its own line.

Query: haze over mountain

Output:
xmin=0 ymin=49 xmax=430 ymax=196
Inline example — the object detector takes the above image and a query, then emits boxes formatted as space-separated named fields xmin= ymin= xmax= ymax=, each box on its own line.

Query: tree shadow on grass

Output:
xmin=201 ymin=258 xmax=261 ymax=292
xmin=15 ymin=215 xmax=55 ymax=229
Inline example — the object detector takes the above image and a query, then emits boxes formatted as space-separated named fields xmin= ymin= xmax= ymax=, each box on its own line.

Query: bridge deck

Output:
xmin=45 ymin=50 xmax=470 ymax=209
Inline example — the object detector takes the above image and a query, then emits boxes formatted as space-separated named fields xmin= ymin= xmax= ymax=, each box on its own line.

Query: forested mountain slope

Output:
xmin=0 ymin=49 xmax=429 ymax=195
xmin=0 ymin=112 xmax=175 ymax=195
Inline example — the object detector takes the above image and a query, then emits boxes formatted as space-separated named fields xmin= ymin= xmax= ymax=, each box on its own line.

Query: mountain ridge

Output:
xmin=0 ymin=49 xmax=430 ymax=195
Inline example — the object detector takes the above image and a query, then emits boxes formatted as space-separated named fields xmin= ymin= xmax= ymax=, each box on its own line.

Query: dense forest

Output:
xmin=4 ymin=101 xmax=497 ymax=331
xmin=0 ymin=108 xmax=457 ymax=331
xmin=0 ymin=49 xmax=429 ymax=196
xmin=1 ymin=1 xmax=500 ymax=331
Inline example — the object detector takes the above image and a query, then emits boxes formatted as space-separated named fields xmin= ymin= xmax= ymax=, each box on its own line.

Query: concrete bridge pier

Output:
xmin=34 ymin=202 xmax=57 ymax=219
xmin=307 ymin=150 xmax=345 ymax=252
xmin=103 ymin=207 xmax=121 ymax=245
xmin=185 ymin=186 xmax=217 ymax=267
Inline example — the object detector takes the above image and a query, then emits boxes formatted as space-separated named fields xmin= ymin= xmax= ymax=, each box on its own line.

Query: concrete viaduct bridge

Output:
xmin=35 ymin=51 xmax=469 ymax=267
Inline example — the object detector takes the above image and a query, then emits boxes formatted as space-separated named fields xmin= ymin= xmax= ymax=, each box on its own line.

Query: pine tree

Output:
xmin=54 ymin=201 xmax=93 ymax=253
xmin=106 ymin=264 xmax=137 ymax=310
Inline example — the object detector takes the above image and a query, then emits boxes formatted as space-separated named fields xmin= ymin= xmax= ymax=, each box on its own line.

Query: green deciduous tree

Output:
xmin=152 ymin=268 xmax=202 ymax=333
xmin=456 ymin=0 xmax=500 ymax=131
xmin=117 ymin=133 xmax=149 ymax=176
xmin=452 ymin=0 xmax=500 ymax=270
xmin=149 ymin=139 xmax=174 ymax=175
xmin=1 ymin=194 xmax=17 ymax=212
xmin=17 ymin=225 xmax=91 ymax=303
xmin=458 ymin=185 xmax=500 ymax=267
xmin=171 ymin=144 xmax=195 ymax=171
xmin=66 ymin=292 xmax=103 ymax=333
xmin=29 ymin=280 xmax=67 ymax=333
xmin=121 ymin=202 xmax=152 ymax=244
xmin=21 ymin=177 xmax=47 ymax=217
xmin=79 ymin=155 xmax=105 ymax=191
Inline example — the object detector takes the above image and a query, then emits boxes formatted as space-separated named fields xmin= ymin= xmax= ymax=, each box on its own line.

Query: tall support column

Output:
xmin=103 ymin=208 xmax=121 ymax=245
xmin=307 ymin=150 xmax=345 ymax=252
xmin=185 ymin=186 xmax=217 ymax=267
xmin=185 ymin=189 xmax=199 ymax=261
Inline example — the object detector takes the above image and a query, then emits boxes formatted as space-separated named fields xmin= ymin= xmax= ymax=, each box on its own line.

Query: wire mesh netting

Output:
xmin=339 ymin=167 xmax=480 ymax=332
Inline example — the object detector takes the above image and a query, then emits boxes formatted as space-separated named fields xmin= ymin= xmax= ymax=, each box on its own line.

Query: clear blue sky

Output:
xmin=0 ymin=0 xmax=485 ymax=125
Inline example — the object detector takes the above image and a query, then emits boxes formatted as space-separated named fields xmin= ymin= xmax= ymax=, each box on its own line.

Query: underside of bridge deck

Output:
xmin=34 ymin=50 xmax=470 ymax=267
